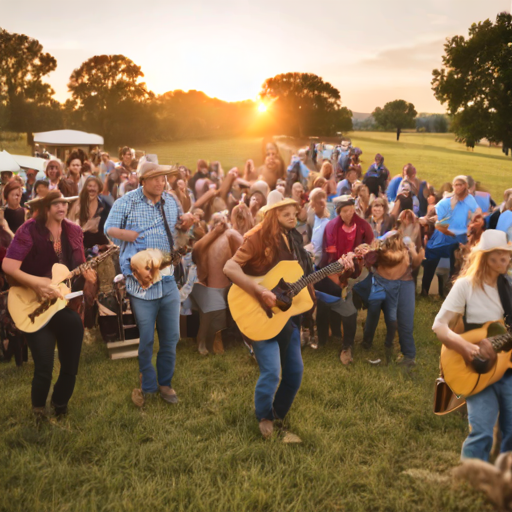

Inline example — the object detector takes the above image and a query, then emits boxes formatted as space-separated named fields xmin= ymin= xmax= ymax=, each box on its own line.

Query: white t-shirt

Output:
xmin=434 ymin=277 xmax=504 ymax=325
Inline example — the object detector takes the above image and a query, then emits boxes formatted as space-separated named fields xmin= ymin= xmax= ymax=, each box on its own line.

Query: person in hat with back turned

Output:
xmin=2 ymin=191 xmax=94 ymax=419
xmin=104 ymin=160 xmax=195 ymax=407
xmin=224 ymin=190 xmax=346 ymax=440
xmin=433 ymin=230 xmax=512 ymax=461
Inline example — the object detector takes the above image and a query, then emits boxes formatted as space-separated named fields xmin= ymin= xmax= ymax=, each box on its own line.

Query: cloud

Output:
xmin=357 ymin=39 xmax=446 ymax=72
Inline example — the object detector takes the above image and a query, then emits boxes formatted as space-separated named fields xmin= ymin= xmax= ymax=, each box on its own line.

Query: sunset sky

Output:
xmin=2 ymin=0 xmax=510 ymax=113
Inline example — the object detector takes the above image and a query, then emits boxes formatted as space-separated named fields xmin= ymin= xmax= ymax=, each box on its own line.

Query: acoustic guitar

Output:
xmin=8 ymin=246 xmax=119 ymax=333
xmin=228 ymin=246 xmax=369 ymax=342
xmin=440 ymin=321 xmax=512 ymax=398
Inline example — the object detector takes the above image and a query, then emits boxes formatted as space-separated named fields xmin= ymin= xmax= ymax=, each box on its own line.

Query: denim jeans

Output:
xmin=363 ymin=276 xmax=416 ymax=359
xmin=129 ymin=277 xmax=180 ymax=393
xmin=462 ymin=371 xmax=512 ymax=461
xmin=251 ymin=317 xmax=304 ymax=421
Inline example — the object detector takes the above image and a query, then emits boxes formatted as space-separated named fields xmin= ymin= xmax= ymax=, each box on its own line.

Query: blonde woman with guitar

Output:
xmin=433 ymin=230 xmax=512 ymax=461
xmin=2 ymin=191 xmax=96 ymax=419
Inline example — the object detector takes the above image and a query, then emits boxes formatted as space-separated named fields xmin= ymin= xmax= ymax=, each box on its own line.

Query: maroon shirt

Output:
xmin=6 ymin=218 xmax=85 ymax=278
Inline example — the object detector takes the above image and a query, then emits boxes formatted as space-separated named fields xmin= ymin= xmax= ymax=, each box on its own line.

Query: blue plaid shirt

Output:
xmin=104 ymin=187 xmax=182 ymax=299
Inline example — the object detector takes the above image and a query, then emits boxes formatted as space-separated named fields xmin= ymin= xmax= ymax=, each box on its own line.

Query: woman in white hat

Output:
xmin=432 ymin=229 xmax=512 ymax=461
xmin=224 ymin=191 xmax=317 ymax=441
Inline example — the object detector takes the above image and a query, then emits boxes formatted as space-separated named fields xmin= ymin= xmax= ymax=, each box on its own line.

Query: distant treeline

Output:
xmin=352 ymin=113 xmax=450 ymax=133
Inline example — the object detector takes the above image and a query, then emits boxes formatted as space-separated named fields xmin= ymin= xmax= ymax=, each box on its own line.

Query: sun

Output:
xmin=257 ymin=102 xmax=268 ymax=113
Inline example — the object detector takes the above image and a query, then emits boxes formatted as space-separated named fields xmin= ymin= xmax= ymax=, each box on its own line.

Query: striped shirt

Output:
xmin=104 ymin=187 xmax=182 ymax=299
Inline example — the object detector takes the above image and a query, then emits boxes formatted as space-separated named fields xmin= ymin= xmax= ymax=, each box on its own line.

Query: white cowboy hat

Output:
xmin=260 ymin=190 xmax=299 ymax=214
xmin=472 ymin=229 xmax=512 ymax=253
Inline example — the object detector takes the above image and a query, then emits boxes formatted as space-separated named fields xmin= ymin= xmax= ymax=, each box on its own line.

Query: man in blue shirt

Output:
xmin=105 ymin=161 xmax=194 ymax=406
xmin=421 ymin=175 xmax=481 ymax=295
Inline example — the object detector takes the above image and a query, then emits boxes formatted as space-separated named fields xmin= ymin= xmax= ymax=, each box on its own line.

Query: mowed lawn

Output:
xmin=1 ymin=132 xmax=510 ymax=511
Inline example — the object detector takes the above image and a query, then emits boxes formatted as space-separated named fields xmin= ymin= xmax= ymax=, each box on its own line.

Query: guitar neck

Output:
xmin=66 ymin=247 xmax=118 ymax=281
xmin=288 ymin=261 xmax=344 ymax=297
xmin=490 ymin=331 xmax=512 ymax=353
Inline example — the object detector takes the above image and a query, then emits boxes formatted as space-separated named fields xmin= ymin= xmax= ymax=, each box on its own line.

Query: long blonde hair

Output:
xmin=458 ymin=251 xmax=490 ymax=290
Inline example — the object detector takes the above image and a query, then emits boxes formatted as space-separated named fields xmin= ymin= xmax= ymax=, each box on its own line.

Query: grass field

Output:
xmin=1 ymin=131 xmax=510 ymax=511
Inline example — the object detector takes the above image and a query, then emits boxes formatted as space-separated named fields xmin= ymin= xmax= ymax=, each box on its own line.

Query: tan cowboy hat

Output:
xmin=137 ymin=161 xmax=179 ymax=181
xmin=26 ymin=191 xmax=78 ymax=210
xmin=260 ymin=190 xmax=299 ymax=214
xmin=472 ymin=230 xmax=512 ymax=253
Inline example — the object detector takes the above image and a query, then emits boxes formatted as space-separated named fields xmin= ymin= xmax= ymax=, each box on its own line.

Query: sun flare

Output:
xmin=257 ymin=102 xmax=268 ymax=113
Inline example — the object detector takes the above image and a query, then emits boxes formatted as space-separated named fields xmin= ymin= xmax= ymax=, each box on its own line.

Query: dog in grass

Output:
xmin=453 ymin=452 xmax=512 ymax=511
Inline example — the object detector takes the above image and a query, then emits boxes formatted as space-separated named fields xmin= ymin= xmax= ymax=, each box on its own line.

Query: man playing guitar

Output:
xmin=2 ymin=191 xmax=95 ymax=419
xmin=224 ymin=191 xmax=355 ymax=440
xmin=104 ymin=161 xmax=194 ymax=407
xmin=433 ymin=230 xmax=512 ymax=461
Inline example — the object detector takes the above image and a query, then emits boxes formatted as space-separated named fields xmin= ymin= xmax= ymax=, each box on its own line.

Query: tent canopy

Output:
xmin=0 ymin=150 xmax=21 ymax=172
xmin=33 ymin=129 xmax=104 ymax=146
xmin=12 ymin=155 xmax=47 ymax=173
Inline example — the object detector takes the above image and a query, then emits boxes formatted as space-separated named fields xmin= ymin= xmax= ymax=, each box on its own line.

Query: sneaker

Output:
xmin=340 ymin=348 xmax=353 ymax=365
xmin=259 ymin=419 xmax=274 ymax=439
xmin=159 ymin=386 xmax=179 ymax=404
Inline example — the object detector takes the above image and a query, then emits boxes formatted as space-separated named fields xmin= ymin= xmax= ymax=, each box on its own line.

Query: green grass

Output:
xmin=1 ymin=131 xmax=508 ymax=511
xmin=0 ymin=132 xmax=31 ymax=156
xmin=111 ymin=136 xmax=265 ymax=171
xmin=346 ymin=131 xmax=511 ymax=200
xmin=0 ymin=298 xmax=493 ymax=512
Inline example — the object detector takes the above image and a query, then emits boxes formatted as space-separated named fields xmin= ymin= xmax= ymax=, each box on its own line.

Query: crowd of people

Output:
xmin=1 ymin=138 xmax=511 ymax=459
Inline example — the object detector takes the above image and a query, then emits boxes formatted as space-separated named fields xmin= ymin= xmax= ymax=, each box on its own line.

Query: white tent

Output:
xmin=33 ymin=129 xmax=104 ymax=146
xmin=0 ymin=150 xmax=21 ymax=172
xmin=12 ymin=155 xmax=47 ymax=173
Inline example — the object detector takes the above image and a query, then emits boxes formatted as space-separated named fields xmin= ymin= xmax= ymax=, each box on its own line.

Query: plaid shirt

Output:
xmin=104 ymin=187 xmax=182 ymax=299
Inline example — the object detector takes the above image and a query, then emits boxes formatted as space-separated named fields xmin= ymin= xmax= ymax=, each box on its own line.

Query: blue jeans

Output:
xmin=129 ymin=277 xmax=180 ymax=393
xmin=363 ymin=276 xmax=416 ymax=359
xmin=251 ymin=317 xmax=304 ymax=421
xmin=462 ymin=371 xmax=512 ymax=461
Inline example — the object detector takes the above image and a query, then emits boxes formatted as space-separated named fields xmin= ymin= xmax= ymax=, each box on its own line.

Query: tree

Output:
xmin=260 ymin=72 xmax=352 ymax=137
xmin=0 ymin=28 xmax=57 ymax=132
xmin=372 ymin=100 xmax=417 ymax=140
xmin=432 ymin=12 xmax=512 ymax=149
xmin=68 ymin=55 xmax=154 ymax=144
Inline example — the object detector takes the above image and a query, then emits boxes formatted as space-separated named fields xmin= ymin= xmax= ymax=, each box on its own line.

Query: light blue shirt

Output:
xmin=435 ymin=195 xmax=478 ymax=236
xmin=104 ymin=188 xmax=182 ymax=299
xmin=311 ymin=216 xmax=330 ymax=265
xmin=336 ymin=179 xmax=352 ymax=196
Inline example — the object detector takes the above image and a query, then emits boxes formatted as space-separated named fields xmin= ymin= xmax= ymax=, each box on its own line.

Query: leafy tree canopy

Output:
xmin=372 ymin=100 xmax=417 ymax=133
xmin=432 ymin=12 xmax=512 ymax=147
xmin=68 ymin=54 xmax=153 ymax=111
xmin=260 ymin=72 xmax=352 ymax=137
xmin=0 ymin=28 xmax=57 ymax=131
xmin=68 ymin=55 xmax=154 ymax=143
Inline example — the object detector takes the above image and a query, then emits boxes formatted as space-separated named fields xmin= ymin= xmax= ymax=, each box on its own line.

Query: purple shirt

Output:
xmin=6 ymin=218 xmax=85 ymax=278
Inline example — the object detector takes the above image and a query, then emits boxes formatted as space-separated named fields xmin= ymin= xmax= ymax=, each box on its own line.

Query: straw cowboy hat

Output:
xmin=261 ymin=190 xmax=299 ymax=214
xmin=472 ymin=229 xmax=512 ymax=253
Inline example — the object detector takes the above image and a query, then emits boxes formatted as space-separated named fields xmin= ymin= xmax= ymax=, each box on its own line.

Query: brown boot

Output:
xmin=259 ymin=419 xmax=274 ymax=439
xmin=340 ymin=348 xmax=353 ymax=365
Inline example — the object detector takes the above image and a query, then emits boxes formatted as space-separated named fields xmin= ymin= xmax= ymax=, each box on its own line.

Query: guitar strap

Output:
xmin=160 ymin=198 xmax=185 ymax=287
